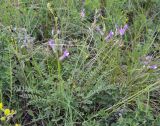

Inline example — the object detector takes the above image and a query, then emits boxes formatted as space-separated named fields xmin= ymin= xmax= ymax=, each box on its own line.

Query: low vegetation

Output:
xmin=0 ymin=0 xmax=160 ymax=125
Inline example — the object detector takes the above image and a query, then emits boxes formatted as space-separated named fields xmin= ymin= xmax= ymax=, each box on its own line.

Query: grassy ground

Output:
xmin=0 ymin=0 xmax=160 ymax=126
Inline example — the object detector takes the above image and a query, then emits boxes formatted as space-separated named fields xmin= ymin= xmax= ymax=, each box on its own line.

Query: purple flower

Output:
xmin=119 ymin=24 xmax=128 ymax=36
xmin=59 ymin=50 xmax=69 ymax=61
xmin=142 ymin=55 xmax=152 ymax=65
xmin=48 ymin=39 xmax=55 ymax=49
xmin=80 ymin=9 xmax=85 ymax=18
xmin=149 ymin=65 xmax=158 ymax=70
xmin=105 ymin=30 xmax=114 ymax=42
xmin=124 ymin=24 xmax=128 ymax=30
xmin=63 ymin=50 xmax=69 ymax=57
xmin=145 ymin=55 xmax=152 ymax=61
xmin=143 ymin=61 xmax=149 ymax=65
xmin=119 ymin=28 xmax=125 ymax=36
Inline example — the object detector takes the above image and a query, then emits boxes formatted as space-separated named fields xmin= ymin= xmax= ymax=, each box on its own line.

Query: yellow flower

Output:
xmin=0 ymin=102 xmax=3 ymax=110
xmin=126 ymin=18 xmax=129 ymax=23
xmin=15 ymin=124 xmax=21 ymax=126
xmin=4 ymin=109 xmax=11 ymax=116
xmin=0 ymin=116 xmax=6 ymax=121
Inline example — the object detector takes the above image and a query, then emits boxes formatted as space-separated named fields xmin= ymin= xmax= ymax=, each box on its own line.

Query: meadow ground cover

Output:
xmin=0 ymin=0 xmax=160 ymax=125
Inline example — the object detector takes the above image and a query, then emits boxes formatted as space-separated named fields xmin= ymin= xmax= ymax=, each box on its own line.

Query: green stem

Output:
xmin=9 ymin=46 xmax=12 ymax=105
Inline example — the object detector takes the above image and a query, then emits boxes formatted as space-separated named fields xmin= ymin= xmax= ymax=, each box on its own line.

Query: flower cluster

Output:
xmin=96 ymin=24 xmax=129 ymax=42
xmin=0 ymin=102 xmax=20 ymax=126
xmin=118 ymin=24 xmax=128 ymax=36
xmin=48 ymin=39 xmax=70 ymax=61
xmin=141 ymin=55 xmax=158 ymax=70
